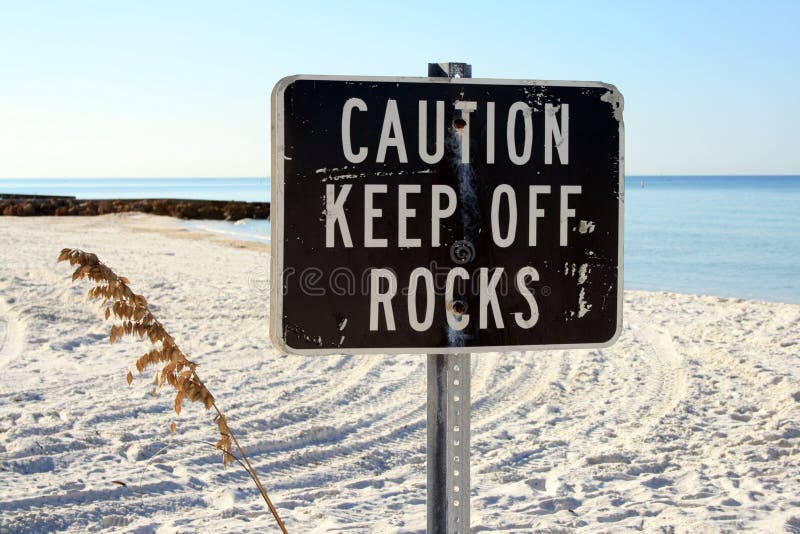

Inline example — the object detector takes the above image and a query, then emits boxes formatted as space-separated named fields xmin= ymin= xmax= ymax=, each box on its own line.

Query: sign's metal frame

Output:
xmin=270 ymin=74 xmax=625 ymax=356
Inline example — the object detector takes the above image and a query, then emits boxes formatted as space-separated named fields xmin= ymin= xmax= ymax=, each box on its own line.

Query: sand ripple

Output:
xmin=0 ymin=214 xmax=798 ymax=533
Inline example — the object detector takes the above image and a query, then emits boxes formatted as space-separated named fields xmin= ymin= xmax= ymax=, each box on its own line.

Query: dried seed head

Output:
xmin=58 ymin=249 xmax=235 ymax=468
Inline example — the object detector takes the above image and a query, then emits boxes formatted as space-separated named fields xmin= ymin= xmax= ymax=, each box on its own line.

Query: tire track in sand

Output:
xmin=538 ymin=320 xmax=688 ymax=494
xmin=470 ymin=321 xmax=688 ymax=495
xmin=0 ymin=300 xmax=25 ymax=373
xmin=238 ymin=355 xmax=429 ymax=492
xmin=471 ymin=351 xmax=565 ymax=437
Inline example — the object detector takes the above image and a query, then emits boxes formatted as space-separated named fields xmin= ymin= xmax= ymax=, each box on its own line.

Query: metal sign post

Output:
xmin=427 ymin=62 xmax=473 ymax=534
xmin=428 ymin=352 xmax=471 ymax=533
xmin=270 ymin=63 xmax=625 ymax=532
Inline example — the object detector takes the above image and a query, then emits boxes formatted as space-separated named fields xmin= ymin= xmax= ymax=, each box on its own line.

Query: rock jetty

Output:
xmin=0 ymin=195 xmax=269 ymax=220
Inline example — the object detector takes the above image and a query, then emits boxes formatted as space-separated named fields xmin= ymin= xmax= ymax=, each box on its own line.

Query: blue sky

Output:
xmin=1 ymin=0 xmax=798 ymax=177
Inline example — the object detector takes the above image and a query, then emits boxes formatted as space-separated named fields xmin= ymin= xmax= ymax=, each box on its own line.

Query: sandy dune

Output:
xmin=1 ymin=214 xmax=798 ymax=533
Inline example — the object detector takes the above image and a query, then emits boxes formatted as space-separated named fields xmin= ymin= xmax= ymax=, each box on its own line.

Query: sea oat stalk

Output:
xmin=57 ymin=248 xmax=287 ymax=533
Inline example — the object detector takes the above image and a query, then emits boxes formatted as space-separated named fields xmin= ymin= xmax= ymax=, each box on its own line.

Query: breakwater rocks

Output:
xmin=0 ymin=195 xmax=269 ymax=221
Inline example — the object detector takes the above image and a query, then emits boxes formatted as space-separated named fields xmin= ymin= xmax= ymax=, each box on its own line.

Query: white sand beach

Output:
xmin=1 ymin=214 xmax=798 ymax=533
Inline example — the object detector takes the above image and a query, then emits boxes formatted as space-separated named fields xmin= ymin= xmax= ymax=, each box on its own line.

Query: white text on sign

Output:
xmin=342 ymin=99 xmax=569 ymax=165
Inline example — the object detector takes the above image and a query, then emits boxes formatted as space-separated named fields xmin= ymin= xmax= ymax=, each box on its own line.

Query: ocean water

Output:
xmin=185 ymin=218 xmax=270 ymax=245
xmin=625 ymin=176 xmax=800 ymax=304
xmin=2 ymin=176 xmax=798 ymax=303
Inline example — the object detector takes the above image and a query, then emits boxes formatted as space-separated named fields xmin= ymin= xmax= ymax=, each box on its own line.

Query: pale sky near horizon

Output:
xmin=1 ymin=0 xmax=798 ymax=178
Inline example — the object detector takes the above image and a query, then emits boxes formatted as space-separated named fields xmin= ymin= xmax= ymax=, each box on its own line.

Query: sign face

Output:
xmin=271 ymin=75 xmax=624 ymax=355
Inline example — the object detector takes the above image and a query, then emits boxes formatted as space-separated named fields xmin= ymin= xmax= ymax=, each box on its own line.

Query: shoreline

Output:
xmin=65 ymin=214 xmax=800 ymax=306
xmin=0 ymin=194 xmax=269 ymax=221
xmin=119 ymin=212 xmax=269 ymax=252
xmin=6 ymin=211 xmax=798 ymax=305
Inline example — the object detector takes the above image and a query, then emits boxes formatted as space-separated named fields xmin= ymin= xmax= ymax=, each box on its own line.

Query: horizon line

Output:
xmin=1 ymin=173 xmax=800 ymax=180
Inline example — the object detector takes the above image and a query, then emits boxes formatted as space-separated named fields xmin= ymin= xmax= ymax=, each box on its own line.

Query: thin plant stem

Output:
xmin=57 ymin=248 xmax=289 ymax=533
xmin=201 ymin=375 xmax=287 ymax=533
